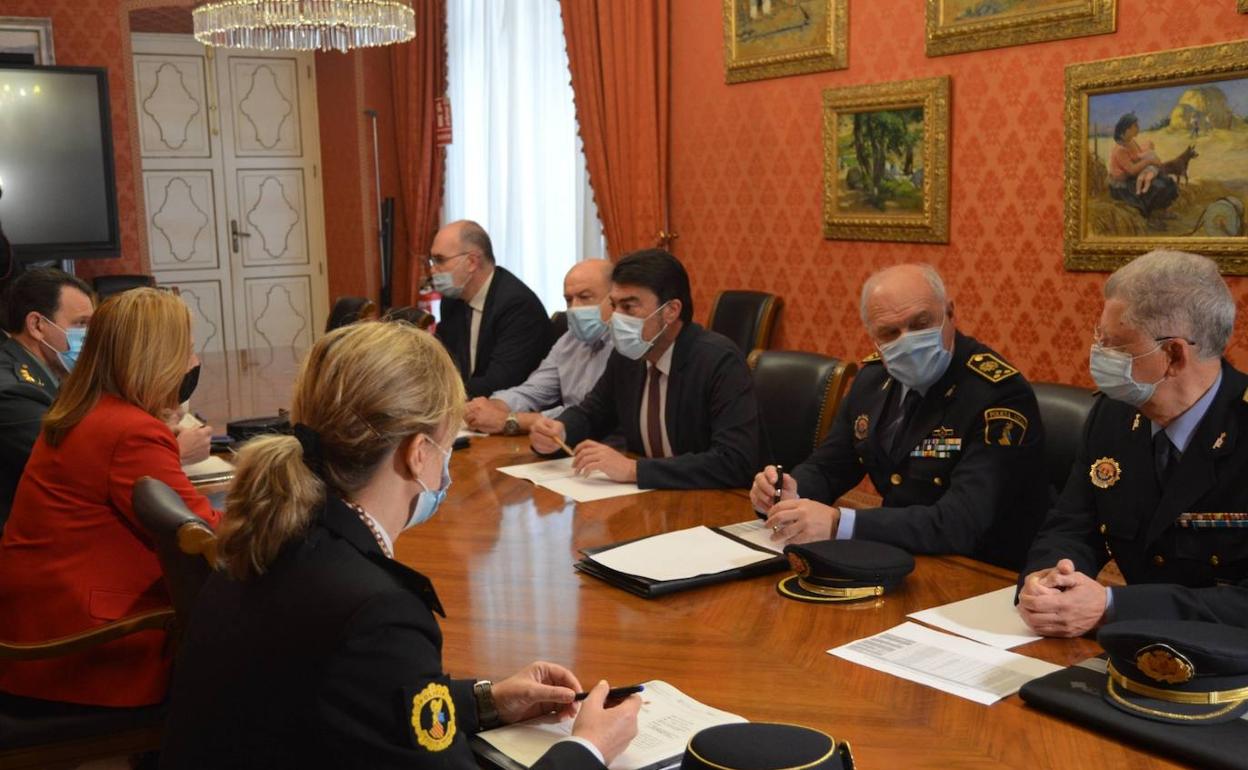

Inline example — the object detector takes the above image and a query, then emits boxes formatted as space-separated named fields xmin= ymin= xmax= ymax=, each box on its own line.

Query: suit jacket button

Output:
xmin=1098 ymin=523 xmax=1107 ymax=535
xmin=933 ymin=477 xmax=943 ymax=486
xmin=1152 ymin=554 xmax=1165 ymax=567
xmin=1210 ymin=554 xmax=1221 ymax=567
xmin=890 ymin=473 xmax=903 ymax=486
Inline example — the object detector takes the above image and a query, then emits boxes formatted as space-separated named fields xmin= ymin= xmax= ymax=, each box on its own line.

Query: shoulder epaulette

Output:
xmin=966 ymin=352 xmax=1018 ymax=384
xmin=861 ymin=351 xmax=882 ymax=364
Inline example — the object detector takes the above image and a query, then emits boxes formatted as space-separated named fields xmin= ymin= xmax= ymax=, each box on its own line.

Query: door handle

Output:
xmin=230 ymin=219 xmax=251 ymax=253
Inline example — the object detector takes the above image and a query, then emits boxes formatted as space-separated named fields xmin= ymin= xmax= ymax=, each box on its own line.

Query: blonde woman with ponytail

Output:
xmin=161 ymin=321 xmax=639 ymax=770
xmin=0 ymin=288 xmax=218 ymax=709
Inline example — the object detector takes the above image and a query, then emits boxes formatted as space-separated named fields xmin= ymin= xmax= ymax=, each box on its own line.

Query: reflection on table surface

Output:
xmin=192 ymin=347 xmax=1179 ymax=769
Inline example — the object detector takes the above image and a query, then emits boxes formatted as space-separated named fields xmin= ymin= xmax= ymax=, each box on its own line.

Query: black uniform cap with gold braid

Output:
xmin=1099 ymin=620 xmax=1248 ymax=724
xmin=777 ymin=540 xmax=914 ymax=603
xmin=966 ymin=352 xmax=1018 ymax=384
xmin=682 ymin=723 xmax=855 ymax=770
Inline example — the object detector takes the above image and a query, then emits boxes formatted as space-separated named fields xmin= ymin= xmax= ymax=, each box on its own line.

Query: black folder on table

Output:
xmin=1019 ymin=658 xmax=1248 ymax=770
xmin=573 ymin=526 xmax=787 ymax=599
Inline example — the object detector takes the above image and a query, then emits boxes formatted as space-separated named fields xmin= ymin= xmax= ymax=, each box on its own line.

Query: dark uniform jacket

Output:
xmin=0 ymin=337 xmax=57 ymax=529
xmin=793 ymin=332 xmax=1048 ymax=569
xmin=160 ymin=496 xmax=601 ymax=770
xmin=556 ymin=322 xmax=761 ymax=490
xmin=1021 ymin=361 xmax=1248 ymax=625
xmin=436 ymin=266 xmax=554 ymax=399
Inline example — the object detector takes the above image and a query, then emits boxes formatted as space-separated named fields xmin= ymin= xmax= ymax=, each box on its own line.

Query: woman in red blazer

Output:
xmin=0 ymin=288 xmax=220 ymax=707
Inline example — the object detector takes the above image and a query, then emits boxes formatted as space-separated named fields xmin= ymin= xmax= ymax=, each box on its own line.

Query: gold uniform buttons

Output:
xmin=1152 ymin=554 xmax=1166 ymax=567
xmin=890 ymin=473 xmax=903 ymax=486
xmin=1210 ymin=555 xmax=1221 ymax=568
xmin=933 ymin=477 xmax=943 ymax=487
xmin=1098 ymin=523 xmax=1107 ymax=535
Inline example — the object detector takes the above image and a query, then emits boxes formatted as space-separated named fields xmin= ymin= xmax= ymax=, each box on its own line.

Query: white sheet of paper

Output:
xmin=477 ymin=680 xmax=745 ymax=770
xmin=908 ymin=586 xmax=1042 ymax=649
xmin=588 ymin=526 xmax=774 ymax=582
xmin=182 ymin=455 xmax=235 ymax=480
xmin=498 ymin=457 xmax=652 ymax=503
xmin=718 ymin=519 xmax=785 ymax=554
xmin=830 ymin=621 xmax=1061 ymax=706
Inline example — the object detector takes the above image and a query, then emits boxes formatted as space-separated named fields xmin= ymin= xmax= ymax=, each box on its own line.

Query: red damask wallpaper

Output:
xmin=670 ymin=0 xmax=1248 ymax=387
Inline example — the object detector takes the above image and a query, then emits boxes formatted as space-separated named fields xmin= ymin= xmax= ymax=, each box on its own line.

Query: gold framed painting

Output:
xmin=925 ymin=0 xmax=1115 ymax=57
xmin=1240 ymin=0 xmax=1247 ymax=13
xmin=1064 ymin=41 xmax=1248 ymax=275
xmin=723 ymin=0 xmax=846 ymax=84
xmin=822 ymin=76 xmax=951 ymax=244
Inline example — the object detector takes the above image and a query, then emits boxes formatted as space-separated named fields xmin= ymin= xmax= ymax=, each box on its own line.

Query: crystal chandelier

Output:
xmin=192 ymin=1 xmax=416 ymax=53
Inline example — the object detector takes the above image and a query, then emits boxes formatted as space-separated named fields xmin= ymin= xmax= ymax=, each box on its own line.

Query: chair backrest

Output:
xmin=92 ymin=274 xmax=156 ymax=301
xmin=1033 ymin=382 xmax=1096 ymax=494
xmin=749 ymin=350 xmax=858 ymax=469
xmin=132 ymin=477 xmax=218 ymax=637
xmin=707 ymin=290 xmax=782 ymax=355
xmin=550 ymin=310 xmax=568 ymax=339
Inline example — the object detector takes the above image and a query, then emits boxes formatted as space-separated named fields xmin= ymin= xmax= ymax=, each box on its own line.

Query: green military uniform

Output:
xmin=0 ymin=336 xmax=59 ymax=529
xmin=1022 ymin=361 xmax=1248 ymax=625
xmin=792 ymin=332 xmax=1049 ymax=569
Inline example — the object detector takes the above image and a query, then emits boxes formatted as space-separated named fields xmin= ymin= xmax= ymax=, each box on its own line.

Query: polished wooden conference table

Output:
xmin=195 ymin=348 xmax=1179 ymax=769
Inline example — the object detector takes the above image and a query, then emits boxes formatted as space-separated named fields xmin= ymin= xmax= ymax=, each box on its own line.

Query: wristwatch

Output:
xmin=502 ymin=412 xmax=520 ymax=436
xmin=473 ymin=679 xmax=502 ymax=729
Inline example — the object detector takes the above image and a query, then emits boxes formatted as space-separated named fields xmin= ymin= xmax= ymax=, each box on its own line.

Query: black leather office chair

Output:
xmin=0 ymin=478 xmax=216 ymax=768
xmin=550 ymin=310 xmax=568 ymax=339
xmin=92 ymin=274 xmax=156 ymax=301
xmin=1033 ymin=382 xmax=1096 ymax=495
xmin=707 ymin=290 xmax=782 ymax=356
xmin=749 ymin=350 xmax=857 ymax=469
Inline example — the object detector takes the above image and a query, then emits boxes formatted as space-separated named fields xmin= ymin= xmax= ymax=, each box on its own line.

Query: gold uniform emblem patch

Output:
xmin=966 ymin=353 xmax=1019 ymax=383
xmin=17 ymin=364 xmax=42 ymax=386
xmin=861 ymin=351 xmax=881 ymax=364
xmin=983 ymin=408 xmax=1027 ymax=446
xmin=853 ymin=414 xmax=869 ymax=441
xmin=410 ymin=682 xmax=456 ymax=752
xmin=1090 ymin=457 xmax=1121 ymax=489
xmin=1136 ymin=645 xmax=1195 ymax=684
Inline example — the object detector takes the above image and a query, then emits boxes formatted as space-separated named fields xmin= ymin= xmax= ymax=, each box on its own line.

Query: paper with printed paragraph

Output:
xmin=830 ymin=621 xmax=1061 ymax=705
xmin=719 ymin=519 xmax=786 ymax=554
xmin=476 ymin=680 xmax=744 ymax=770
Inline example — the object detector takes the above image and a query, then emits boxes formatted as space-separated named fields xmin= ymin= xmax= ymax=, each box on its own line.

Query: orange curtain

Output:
xmin=560 ymin=0 xmax=671 ymax=257
xmin=391 ymin=0 xmax=448 ymax=303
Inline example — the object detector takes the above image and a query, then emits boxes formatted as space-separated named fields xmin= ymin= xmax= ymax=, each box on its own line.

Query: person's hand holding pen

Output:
xmin=749 ymin=464 xmax=797 ymax=515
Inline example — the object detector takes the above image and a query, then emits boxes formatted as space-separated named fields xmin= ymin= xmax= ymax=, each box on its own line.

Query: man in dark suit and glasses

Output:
xmin=430 ymin=220 xmax=553 ymax=398
xmin=1019 ymin=250 xmax=1248 ymax=636
xmin=529 ymin=249 xmax=760 ymax=490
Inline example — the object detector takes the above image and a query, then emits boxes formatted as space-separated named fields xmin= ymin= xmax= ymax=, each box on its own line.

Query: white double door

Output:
xmin=132 ymin=32 xmax=328 ymax=355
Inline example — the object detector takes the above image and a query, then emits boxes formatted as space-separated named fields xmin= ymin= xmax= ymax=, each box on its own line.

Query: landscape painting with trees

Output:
xmin=836 ymin=108 xmax=926 ymax=215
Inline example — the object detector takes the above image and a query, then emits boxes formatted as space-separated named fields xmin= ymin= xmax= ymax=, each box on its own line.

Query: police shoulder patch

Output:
xmin=408 ymin=681 xmax=456 ymax=752
xmin=861 ymin=351 xmax=882 ymax=364
xmin=967 ymin=352 xmax=1018 ymax=384
xmin=984 ymin=408 xmax=1028 ymax=446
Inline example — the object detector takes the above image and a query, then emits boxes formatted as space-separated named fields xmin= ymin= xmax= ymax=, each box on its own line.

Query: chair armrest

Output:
xmin=0 ymin=608 xmax=175 ymax=661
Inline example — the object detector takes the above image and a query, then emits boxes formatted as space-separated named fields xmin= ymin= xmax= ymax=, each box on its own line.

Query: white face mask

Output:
xmin=877 ymin=317 xmax=951 ymax=392
xmin=407 ymin=436 xmax=452 ymax=529
xmin=1089 ymin=342 xmax=1166 ymax=407
xmin=611 ymin=301 xmax=670 ymax=360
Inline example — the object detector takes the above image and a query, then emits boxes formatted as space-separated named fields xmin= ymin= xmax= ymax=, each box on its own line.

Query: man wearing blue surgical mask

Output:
xmin=428 ymin=220 xmax=554 ymax=398
xmin=0 ymin=268 xmax=94 ymax=526
xmin=529 ymin=249 xmax=760 ymax=489
xmin=1019 ymin=250 xmax=1248 ymax=636
xmin=464 ymin=260 xmax=615 ymax=436
xmin=751 ymin=263 xmax=1048 ymax=570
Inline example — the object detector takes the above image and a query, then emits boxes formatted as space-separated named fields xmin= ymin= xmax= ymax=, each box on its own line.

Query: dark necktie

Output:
xmin=646 ymin=364 xmax=666 ymax=458
xmin=883 ymin=388 xmax=922 ymax=456
xmin=1154 ymin=430 xmax=1181 ymax=488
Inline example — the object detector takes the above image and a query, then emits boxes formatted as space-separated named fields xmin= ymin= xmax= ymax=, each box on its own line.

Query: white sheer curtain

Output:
xmin=443 ymin=0 xmax=606 ymax=314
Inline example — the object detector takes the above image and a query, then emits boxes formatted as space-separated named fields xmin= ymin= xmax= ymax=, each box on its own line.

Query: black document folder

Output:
xmin=573 ymin=527 xmax=787 ymax=598
xmin=1019 ymin=659 xmax=1248 ymax=770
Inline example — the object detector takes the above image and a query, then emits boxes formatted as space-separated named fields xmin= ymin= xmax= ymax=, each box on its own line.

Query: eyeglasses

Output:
xmin=1092 ymin=330 xmax=1197 ymax=351
xmin=426 ymin=250 xmax=473 ymax=270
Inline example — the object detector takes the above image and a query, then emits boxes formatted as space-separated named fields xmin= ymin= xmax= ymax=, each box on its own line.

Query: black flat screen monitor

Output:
xmin=0 ymin=64 xmax=120 ymax=262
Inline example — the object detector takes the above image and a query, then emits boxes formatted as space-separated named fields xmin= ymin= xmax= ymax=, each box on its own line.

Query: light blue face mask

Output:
xmin=1089 ymin=343 xmax=1166 ymax=407
xmin=408 ymin=437 xmax=452 ymax=529
xmin=878 ymin=319 xmax=952 ymax=392
xmin=611 ymin=302 xmax=670 ymax=360
xmin=431 ymin=270 xmax=464 ymax=300
xmin=40 ymin=316 xmax=87 ymax=373
xmin=566 ymin=305 xmax=608 ymax=343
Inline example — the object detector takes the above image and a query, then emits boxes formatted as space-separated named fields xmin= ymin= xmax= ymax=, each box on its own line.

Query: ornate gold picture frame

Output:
xmin=723 ymin=0 xmax=846 ymax=84
xmin=925 ymin=0 xmax=1115 ymax=58
xmin=1064 ymin=41 xmax=1248 ymax=275
xmin=1240 ymin=0 xmax=1247 ymax=13
xmin=822 ymin=76 xmax=951 ymax=244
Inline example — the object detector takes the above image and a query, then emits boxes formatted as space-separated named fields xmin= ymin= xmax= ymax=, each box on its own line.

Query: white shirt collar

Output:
xmin=467 ymin=268 xmax=496 ymax=313
xmin=652 ymin=338 xmax=675 ymax=375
